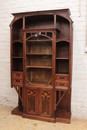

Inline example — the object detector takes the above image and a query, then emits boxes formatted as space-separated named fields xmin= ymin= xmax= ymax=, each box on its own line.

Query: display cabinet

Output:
xmin=10 ymin=9 xmax=73 ymax=123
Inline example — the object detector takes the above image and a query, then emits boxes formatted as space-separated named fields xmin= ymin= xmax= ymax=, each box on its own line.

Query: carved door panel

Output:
xmin=26 ymin=87 xmax=38 ymax=115
xmin=39 ymin=89 xmax=53 ymax=117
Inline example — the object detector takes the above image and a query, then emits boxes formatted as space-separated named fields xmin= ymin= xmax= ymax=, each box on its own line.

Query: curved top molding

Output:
xmin=10 ymin=17 xmax=22 ymax=27
xmin=12 ymin=8 xmax=71 ymax=16
xmin=56 ymin=14 xmax=72 ymax=23
xmin=26 ymin=34 xmax=52 ymax=41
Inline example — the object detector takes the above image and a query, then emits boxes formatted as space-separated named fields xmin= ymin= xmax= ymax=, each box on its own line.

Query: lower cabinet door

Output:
xmin=39 ymin=89 xmax=53 ymax=117
xmin=26 ymin=88 xmax=38 ymax=115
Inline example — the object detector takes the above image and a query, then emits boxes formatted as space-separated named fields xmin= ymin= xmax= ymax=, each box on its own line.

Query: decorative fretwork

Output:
xmin=26 ymin=32 xmax=52 ymax=41
xmin=42 ymin=91 xmax=50 ymax=115
xmin=28 ymin=90 xmax=35 ymax=96
xmin=42 ymin=91 xmax=50 ymax=100
xmin=28 ymin=90 xmax=35 ymax=113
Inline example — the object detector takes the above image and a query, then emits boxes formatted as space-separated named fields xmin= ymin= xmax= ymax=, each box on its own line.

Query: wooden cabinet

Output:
xmin=10 ymin=9 xmax=73 ymax=123
xmin=26 ymin=87 xmax=53 ymax=117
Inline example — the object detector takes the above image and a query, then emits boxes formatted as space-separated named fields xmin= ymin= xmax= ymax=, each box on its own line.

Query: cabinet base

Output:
xmin=11 ymin=107 xmax=71 ymax=123
xmin=12 ymin=106 xmax=23 ymax=116
xmin=56 ymin=117 xmax=70 ymax=124
xmin=56 ymin=109 xmax=71 ymax=123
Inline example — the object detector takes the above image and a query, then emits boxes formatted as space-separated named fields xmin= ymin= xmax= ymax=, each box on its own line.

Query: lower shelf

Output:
xmin=11 ymin=106 xmax=71 ymax=123
xmin=56 ymin=109 xmax=71 ymax=123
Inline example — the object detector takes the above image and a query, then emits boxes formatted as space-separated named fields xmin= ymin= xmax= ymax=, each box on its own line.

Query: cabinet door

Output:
xmin=26 ymin=88 xmax=38 ymax=115
xmin=39 ymin=89 xmax=53 ymax=117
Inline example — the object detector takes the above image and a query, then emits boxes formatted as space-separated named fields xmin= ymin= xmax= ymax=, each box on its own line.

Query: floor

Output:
xmin=0 ymin=104 xmax=87 ymax=130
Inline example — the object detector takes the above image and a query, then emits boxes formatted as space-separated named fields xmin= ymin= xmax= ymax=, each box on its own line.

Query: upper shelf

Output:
xmin=25 ymin=15 xmax=56 ymax=30
xmin=11 ymin=13 xmax=71 ymax=30
xmin=11 ymin=13 xmax=71 ymax=43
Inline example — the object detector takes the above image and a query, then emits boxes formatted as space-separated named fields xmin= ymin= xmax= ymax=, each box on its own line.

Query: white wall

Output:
xmin=0 ymin=0 xmax=87 ymax=119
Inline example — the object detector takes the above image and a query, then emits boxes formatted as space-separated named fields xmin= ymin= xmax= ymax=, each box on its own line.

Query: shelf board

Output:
xmin=12 ymin=40 xmax=23 ymax=43
xmin=56 ymin=73 xmax=69 ymax=75
xmin=56 ymin=39 xmax=70 ymax=43
xmin=56 ymin=74 xmax=69 ymax=76
xmin=55 ymin=86 xmax=68 ymax=90
xmin=56 ymin=58 xmax=69 ymax=60
xmin=26 ymin=53 xmax=52 ymax=56
xmin=26 ymin=66 xmax=52 ymax=69
xmin=12 ymin=70 xmax=23 ymax=73
xmin=26 ymin=83 xmax=52 ymax=88
xmin=22 ymin=27 xmax=59 ymax=32
xmin=12 ymin=56 xmax=23 ymax=59
xmin=26 ymin=39 xmax=52 ymax=42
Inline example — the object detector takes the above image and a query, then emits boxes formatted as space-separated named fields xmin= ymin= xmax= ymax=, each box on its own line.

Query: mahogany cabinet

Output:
xmin=10 ymin=9 xmax=73 ymax=123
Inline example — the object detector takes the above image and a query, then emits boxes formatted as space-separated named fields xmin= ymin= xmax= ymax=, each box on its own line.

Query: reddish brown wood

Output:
xmin=10 ymin=9 xmax=73 ymax=123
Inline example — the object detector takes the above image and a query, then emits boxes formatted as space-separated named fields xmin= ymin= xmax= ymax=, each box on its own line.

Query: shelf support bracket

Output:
xmin=14 ymin=87 xmax=23 ymax=105
xmin=56 ymin=91 xmax=67 ymax=109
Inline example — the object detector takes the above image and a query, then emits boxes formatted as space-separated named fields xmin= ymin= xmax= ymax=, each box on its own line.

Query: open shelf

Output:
xmin=56 ymin=16 xmax=70 ymax=40
xmin=26 ymin=41 xmax=52 ymax=55
xmin=56 ymin=40 xmax=69 ymax=74
xmin=26 ymin=55 xmax=52 ymax=67
xmin=12 ymin=29 xmax=23 ymax=41
xmin=12 ymin=18 xmax=23 ymax=29
xmin=13 ymin=59 xmax=23 ymax=71
xmin=26 ymin=68 xmax=52 ymax=85
xmin=12 ymin=42 xmax=23 ymax=57
xmin=56 ymin=41 xmax=69 ymax=58
xmin=56 ymin=60 xmax=69 ymax=74
xmin=12 ymin=18 xmax=23 ymax=41
xmin=56 ymin=109 xmax=71 ymax=122
xmin=25 ymin=15 xmax=54 ymax=29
